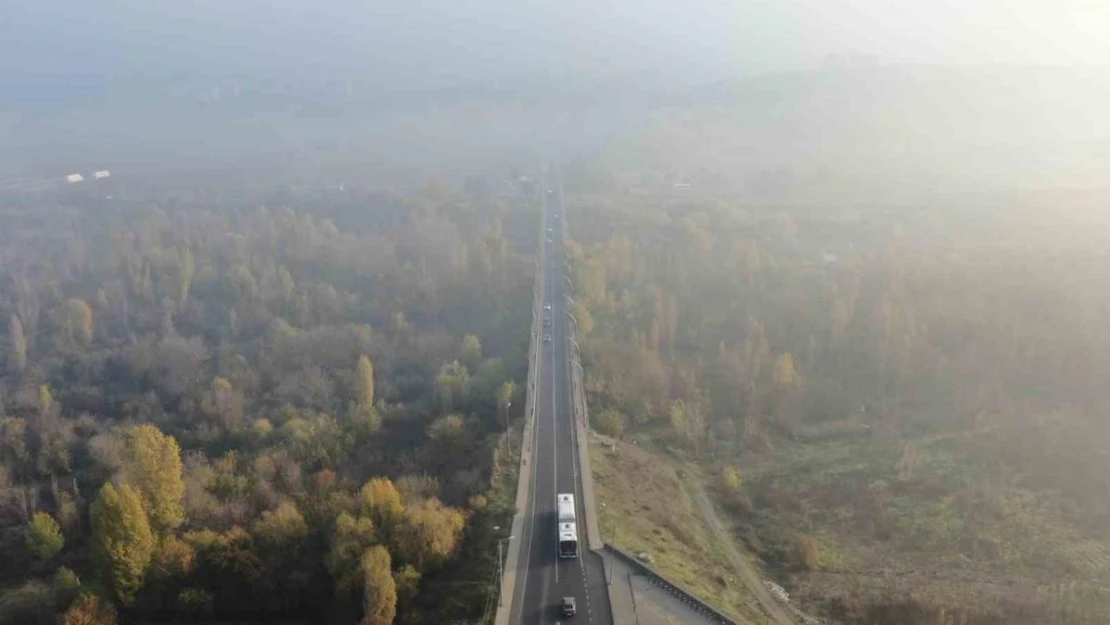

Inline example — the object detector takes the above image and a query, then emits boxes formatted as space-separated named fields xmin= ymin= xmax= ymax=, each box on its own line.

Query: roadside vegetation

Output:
xmin=0 ymin=177 xmax=535 ymax=624
xmin=590 ymin=434 xmax=765 ymax=623
xmin=568 ymin=164 xmax=1110 ymax=624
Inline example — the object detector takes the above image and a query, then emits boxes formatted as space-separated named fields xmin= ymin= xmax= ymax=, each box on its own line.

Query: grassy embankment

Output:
xmin=589 ymin=433 xmax=769 ymax=623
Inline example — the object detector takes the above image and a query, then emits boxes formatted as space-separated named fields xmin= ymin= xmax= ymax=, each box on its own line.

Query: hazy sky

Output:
xmin=2 ymin=0 xmax=1109 ymax=89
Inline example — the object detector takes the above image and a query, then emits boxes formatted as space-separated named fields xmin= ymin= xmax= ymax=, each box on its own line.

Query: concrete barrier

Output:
xmin=608 ymin=546 xmax=741 ymax=625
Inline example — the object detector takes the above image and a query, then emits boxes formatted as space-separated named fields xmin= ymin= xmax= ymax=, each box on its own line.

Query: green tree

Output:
xmin=177 ymin=246 xmax=195 ymax=304
xmin=596 ymin=409 xmax=626 ymax=438
xmin=347 ymin=402 xmax=382 ymax=438
xmin=59 ymin=593 xmax=117 ymax=625
xmin=91 ymin=483 xmax=155 ymax=605
xmin=459 ymin=334 xmax=482 ymax=370
xmin=435 ymin=361 xmax=471 ymax=412
xmin=355 ymin=355 xmax=376 ymax=407
xmin=123 ymin=424 xmax=185 ymax=533
xmin=25 ymin=511 xmax=64 ymax=559
xmin=720 ymin=466 xmax=742 ymax=493
xmin=393 ymin=564 xmax=421 ymax=607
xmin=7 ymin=315 xmax=26 ymax=372
xmin=360 ymin=545 xmax=397 ymax=625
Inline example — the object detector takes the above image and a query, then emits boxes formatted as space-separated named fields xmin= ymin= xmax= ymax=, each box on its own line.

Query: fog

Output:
xmin=3 ymin=1 xmax=1110 ymax=192
xmin=5 ymin=0 xmax=1110 ymax=88
xmin=4 ymin=4 xmax=1110 ymax=625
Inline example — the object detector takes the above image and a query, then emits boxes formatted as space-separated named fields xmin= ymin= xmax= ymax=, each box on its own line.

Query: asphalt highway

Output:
xmin=509 ymin=183 xmax=613 ymax=625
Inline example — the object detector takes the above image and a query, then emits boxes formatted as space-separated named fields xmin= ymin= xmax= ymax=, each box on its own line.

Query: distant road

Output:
xmin=509 ymin=182 xmax=613 ymax=625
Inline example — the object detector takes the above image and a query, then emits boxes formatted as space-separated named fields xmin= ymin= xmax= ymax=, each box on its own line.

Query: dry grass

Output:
xmin=589 ymin=433 xmax=765 ymax=622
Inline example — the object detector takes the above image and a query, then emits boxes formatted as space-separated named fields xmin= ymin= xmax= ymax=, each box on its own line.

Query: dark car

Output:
xmin=561 ymin=596 xmax=576 ymax=617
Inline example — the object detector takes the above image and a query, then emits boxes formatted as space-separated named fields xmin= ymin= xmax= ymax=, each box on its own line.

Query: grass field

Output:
xmin=735 ymin=427 xmax=1110 ymax=623
xmin=590 ymin=418 xmax=1110 ymax=624
xmin=588 ymin=433 xmax=768 ymax=623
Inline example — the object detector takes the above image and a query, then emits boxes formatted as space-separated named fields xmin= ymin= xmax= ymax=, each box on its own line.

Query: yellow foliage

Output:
xmin=356 ymin=355 xmax=375 ymax=407
xmin=360 ymin=477 xmax=405 ymax=531
xmin=91 ymin=483 xmax=155 ymax=605
xmin=328 ymin=512 xmax=377 ymax=592
xmin=151 ymin=535 xmax=197 ymax=581
xmin=360 ymin=545 xmax=396 ymax=625
xmin=124 ymin=424 xmax=185 ymax=533
xmin=253 ymin=501 xmax=309 ymax=548
xmin=59 ymin=593 xmax=117 ymax=625
xmin=393 ymin=497 xmax=465 ymax=570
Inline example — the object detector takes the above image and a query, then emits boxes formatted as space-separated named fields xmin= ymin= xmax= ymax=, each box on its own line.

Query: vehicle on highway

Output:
xmin=544 ymin=303 xmax=551 ymax=311
xmin=562 ymin=596 xmax=577 ymax=617
xmin=557 ymin=493 xmax=579 ymax=558
xmin=543 ymin=333 xmax=551 ymax=342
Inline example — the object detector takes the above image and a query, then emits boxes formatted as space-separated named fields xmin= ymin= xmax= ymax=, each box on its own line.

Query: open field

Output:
xmin=589 ymin=434 xmax=769 ymax=623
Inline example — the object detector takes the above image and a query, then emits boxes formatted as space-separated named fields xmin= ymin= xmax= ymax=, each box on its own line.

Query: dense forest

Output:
xmin=0 ymin=176 xmax=536 ymax=624
xmin=566 ymin=172 xmax=1110 ymax=624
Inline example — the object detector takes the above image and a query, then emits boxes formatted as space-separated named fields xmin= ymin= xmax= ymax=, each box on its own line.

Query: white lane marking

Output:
xmin=517 ymin=242 xmax=549 ymax=624
xmin=551 ymin=263 xmax=560 ymax=585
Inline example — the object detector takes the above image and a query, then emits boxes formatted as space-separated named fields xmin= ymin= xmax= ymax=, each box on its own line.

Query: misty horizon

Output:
xmin=4 ymin=0 xmax=1110 ymax=95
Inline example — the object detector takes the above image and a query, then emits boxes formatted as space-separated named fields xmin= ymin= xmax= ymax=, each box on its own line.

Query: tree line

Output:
xmin=567 ymin=187 xmax=1110 ymax=624
xmin=0 ymin=178 xmax=536 ymax=624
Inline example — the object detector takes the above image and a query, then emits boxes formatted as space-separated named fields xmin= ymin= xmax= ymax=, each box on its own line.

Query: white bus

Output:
xmin=557 ymin=493 xmax=578 ymax=558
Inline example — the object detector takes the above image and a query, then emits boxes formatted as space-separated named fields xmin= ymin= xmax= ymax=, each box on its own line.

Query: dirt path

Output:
xmin=683 ymin=473 xmax=798 ymax=625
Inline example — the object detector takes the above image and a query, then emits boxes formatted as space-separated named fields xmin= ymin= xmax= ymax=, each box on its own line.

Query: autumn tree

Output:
xmin=253 ymin=501 xmax=309 ymax=551
xmin=794 ymin=533 xmax=819 ymax=570
xmin=59 ymin=593 xmax=117 ymax=625
xmin=91 ymin=483 xmax=155 ymax=605
xmin=204 ymin=377 xmax=244 ymax=431
xmin=668 ymin=399 xmax=705 ymax=452
xmin=720 ymin=466 xmax=742 ymax=493
xmin=150 ymin=535 xmax=197 ymax=583
xmin=434 ymin=361 xmax=471 ymax=411
xmin=328 ymin=512 xmax=377 ymax=593
xmin=25 ymin=511 xmax=64 ymax=559
xmin=176 ymin=246 xmax=196 ymax=304
xmin=771 ymin=352 xmax=803 ymax=434
xmin=772 ymin=352 xmax=801 ymax=390
xmin=59 ymin=298 xmax=94 ymax=347
xmin=355 ymin=355 xmax=376 ymax=407
xmin=360 ymin=545 xmax=397 ymax=625
xmin=393 ymin=498 xmax=466 ymax=570
xmin=360 ymin=478 xmax=405 ymax=534
xmin=122 ymin=424 xmax=185 ymax=533
xmin=459 ymin=334 xmax=482 ymax=371
xmin=7 ymin=314 xmax=26 ymax=372
xmin=596 ymin=409 xmax=626 ymax=438
xmin=393 ymin=564 xmax=421 ymax=607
